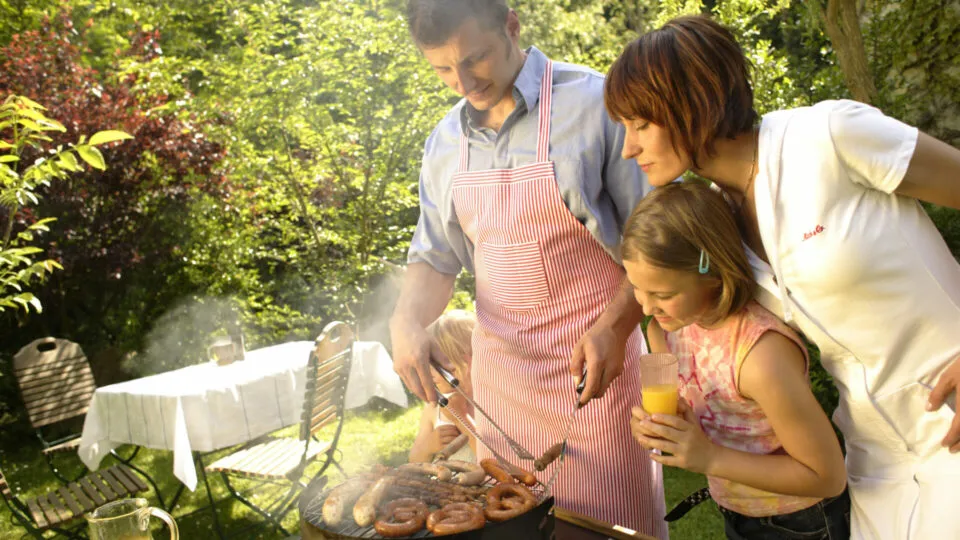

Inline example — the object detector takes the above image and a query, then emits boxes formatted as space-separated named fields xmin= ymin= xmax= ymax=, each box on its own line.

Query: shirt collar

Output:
xmin=460 ymin=46 xmax=549 ymax=134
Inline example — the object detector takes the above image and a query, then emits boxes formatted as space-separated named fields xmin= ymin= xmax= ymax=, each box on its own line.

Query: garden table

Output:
xmin=77 ymin=340 xmax=407 ymax=492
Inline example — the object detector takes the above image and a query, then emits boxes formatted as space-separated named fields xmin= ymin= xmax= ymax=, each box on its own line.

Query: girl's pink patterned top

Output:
xmin=665 ymin=300 xmax=822 ymax=517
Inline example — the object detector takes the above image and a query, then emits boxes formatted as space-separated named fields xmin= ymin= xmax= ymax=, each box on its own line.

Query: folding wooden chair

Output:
xmin=0 ymin=462 xmax=148 ymax=539
xmin=12 ymin=338 xmax=164 ymax=505
xmin=205 ymin=321 xmax=354 ymax=537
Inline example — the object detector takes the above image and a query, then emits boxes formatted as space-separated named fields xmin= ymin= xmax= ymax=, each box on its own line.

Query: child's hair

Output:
xmin=604 ymin=14 xmax=756 ymax=168
xmin=426 ymin=309 xmax=476 ymax=379
xmin=621 ymin=181 xmax=754 ymax=324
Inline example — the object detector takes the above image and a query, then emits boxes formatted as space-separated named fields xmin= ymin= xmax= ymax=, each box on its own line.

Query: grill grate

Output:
xmin=301 ymin=476 xmax=551 ymax=539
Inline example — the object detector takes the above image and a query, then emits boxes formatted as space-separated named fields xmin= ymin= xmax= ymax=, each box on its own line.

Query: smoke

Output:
xmin=123 ymin=296 xmax=242 ymax=377
xmin=353 ymin=260 xmax=406 ymax=350
xmin=122 ymin=263 xmax=407 ymax=378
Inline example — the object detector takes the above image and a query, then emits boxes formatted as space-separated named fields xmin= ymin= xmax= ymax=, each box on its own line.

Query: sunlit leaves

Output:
xmin=88 ymin=130 xmax=135 ymax=146
xmin=0 ymin=95 xmax=132 ymax=312
xmin=75 ymin=145 xmax=106 ymax=170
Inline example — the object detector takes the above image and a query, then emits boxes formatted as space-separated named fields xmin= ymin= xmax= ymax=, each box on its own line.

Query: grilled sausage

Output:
xmin=480 ymin=458 xmax=516 ymax=484
xmin=322 ymin=477 xmax=373 ymax=526
xmin=352 ymin=476 xmax=392 ymax=527
xmin=534 ymin=442 xmax=564 ymax=471
xmin=434 ymin=460 xmax=486 ymax=486
xmin=507 ymin=463 xmax=538 ymax=486
xmin=484 ymin=483 xmax=537 ymax=522
xmin=397 ymin=462 xmax=453 ymax=482
xmin=434 ymin=433 xmax=469 ymax=461
xmin=427 ymin=502 xmax=486 ymax=535
xmin=374 ymin=498 xmax=428 ymax=538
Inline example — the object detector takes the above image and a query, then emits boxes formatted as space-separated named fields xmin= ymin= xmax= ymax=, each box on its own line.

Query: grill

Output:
xmin=299 ymin=473 xmax=556 ymax=539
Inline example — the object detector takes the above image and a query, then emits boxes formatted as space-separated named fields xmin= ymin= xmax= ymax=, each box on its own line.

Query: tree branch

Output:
xmin=818 ymin=0 xmax=877 ymax=103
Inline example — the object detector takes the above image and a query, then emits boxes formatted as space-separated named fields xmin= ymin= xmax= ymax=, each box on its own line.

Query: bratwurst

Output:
xmin=322 ymin=476 xmax=373 ymax=526
xmin=352 ymin=476 xmax=392 ymax=527
xmin=397 ymin=462 xmax=454 ymax=482
xmin=434 ymin=459 xmax=486 ymax=486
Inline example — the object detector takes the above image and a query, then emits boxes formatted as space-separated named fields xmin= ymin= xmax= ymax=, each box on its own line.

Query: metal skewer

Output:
xmin=543 ymin=375 xmax=586 ymax=494
xmin=432 ymin=363 xmax=536 ymax=461
xmin=436 ymin=394 xmax=518 ymax=467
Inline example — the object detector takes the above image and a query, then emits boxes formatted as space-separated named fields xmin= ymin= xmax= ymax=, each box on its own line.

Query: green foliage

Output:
xmin=29 ymin=0 xmax=456 ymax=361
xmin=0 ymin=0 xmax=955 ymax=440
xmin=175 ymin=0 xmax=450 ymax=345
xmin=852 ymin=1 xmax=960 ymax=147
xmin=514 ymin=0 xmax=638 ymax=72
xmin=0 ymin=95 xmax=130 ymax=313
xmin=0 ymin=0 xmax=58 ymax=44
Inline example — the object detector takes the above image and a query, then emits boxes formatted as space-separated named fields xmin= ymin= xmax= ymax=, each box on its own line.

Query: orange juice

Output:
xmin=641 ymin=384 xmax=678 ymax=415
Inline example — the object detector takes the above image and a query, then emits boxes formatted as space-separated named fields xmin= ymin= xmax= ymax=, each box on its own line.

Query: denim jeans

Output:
xmin=720 ymin=489 xmax=850 ymax=540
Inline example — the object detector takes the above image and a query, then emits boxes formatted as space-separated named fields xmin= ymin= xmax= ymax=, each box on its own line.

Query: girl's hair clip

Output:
xmin=699 ymin=249 xmax=710 ymax=274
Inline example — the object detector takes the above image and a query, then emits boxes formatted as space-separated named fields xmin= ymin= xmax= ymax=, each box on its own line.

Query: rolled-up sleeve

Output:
xmin=407 ymin=134 xmax=472 ymax=276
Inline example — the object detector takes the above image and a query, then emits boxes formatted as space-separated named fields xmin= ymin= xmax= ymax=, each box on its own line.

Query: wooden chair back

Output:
xmin=299 ymin=321 xmax=353 ymax=443
xmin=13 ymin=338 xmax=95 ymax=429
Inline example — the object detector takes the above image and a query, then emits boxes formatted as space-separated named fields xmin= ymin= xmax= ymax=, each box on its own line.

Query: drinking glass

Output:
xmin=638 ymin=353 xmax=679 ymax=416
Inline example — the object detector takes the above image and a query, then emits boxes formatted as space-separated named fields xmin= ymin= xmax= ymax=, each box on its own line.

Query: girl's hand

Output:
xmin=630 ymin=405 xmax=660 ymax=445
xmin=633 ymin=399 xmax=719 ymax=474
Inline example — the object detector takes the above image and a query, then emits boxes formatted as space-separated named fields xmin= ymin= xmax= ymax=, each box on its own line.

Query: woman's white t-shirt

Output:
xmin=752 ymin=99 xmax=960 ymax=463
xmin=750 ymin=100 xmax=960 ymax=538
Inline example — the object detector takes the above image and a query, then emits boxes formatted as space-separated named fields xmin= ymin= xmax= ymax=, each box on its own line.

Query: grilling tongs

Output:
xmin=431 ymin=362 xmax=536 ymax=462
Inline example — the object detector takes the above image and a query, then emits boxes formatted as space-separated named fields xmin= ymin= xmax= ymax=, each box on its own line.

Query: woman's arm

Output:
xmin=898 ymin=135 xmax=960 ymax=449
xmin=635 ymin=331 xmax=846 ymax=498
xmin=896 ymin=132 xmax=960 ymax=210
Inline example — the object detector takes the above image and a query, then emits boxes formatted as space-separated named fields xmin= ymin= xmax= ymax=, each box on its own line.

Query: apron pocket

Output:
xmin=479 ymin=241 xmax=550 ymax=312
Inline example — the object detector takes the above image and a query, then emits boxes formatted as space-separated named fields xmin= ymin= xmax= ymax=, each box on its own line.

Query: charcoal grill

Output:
xmin=298 ymin=473 xmax=555 ymax=539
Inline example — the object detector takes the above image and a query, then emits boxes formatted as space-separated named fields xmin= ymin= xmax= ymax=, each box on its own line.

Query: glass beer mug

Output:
xmin=86 ymin=498 xmax=179 ymax=540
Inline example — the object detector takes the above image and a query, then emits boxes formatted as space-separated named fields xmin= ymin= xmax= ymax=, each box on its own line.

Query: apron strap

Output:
xmin=458 ymin=58 xmax=555 ymax=172
xmin=458 ymin=131 xmax=469 ymax=172
xmin=536 ymin=60 xmax=553 ymax=163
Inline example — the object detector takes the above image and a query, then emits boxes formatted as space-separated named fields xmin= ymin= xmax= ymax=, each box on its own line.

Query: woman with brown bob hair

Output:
xmin=605 ymin=14 xmax=960 ymax=540
xmin=622 ymin=181 xmax=847 ymax=539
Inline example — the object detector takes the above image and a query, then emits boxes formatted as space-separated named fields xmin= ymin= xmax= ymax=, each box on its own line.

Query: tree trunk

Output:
xmin=817 ymin=0 xmax=877 ymax=103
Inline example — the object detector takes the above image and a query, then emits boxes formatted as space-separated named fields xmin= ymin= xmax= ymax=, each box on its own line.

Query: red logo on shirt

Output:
xmin=803 ymin=224 xmax=825 ymax=241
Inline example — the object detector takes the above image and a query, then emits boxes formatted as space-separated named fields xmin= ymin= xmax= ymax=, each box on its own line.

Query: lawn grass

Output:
xmin=0 ymin=402 xmax=724 ymax=539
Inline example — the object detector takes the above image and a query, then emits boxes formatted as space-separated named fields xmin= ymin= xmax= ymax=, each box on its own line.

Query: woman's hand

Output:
xmin=929 ymin=355 xmax=960 ymax=452
xmin=631 ymin=399 xmax=718 ymax=474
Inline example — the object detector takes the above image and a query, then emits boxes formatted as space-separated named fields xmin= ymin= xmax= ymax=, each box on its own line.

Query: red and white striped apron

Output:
xmin=451 ymin=60 xmax=667 ymax=538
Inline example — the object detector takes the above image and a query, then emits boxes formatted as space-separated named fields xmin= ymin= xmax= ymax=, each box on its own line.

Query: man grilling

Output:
xmin=388 ymin=1 xmax=666 ymax=535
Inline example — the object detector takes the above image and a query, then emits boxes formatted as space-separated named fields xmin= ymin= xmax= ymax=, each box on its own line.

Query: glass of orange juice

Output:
xmin=639 ymin=353 xmax=679 ymax=416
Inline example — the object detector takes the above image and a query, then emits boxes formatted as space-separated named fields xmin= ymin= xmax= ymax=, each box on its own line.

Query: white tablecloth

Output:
xmin=78 ymin=340 xmax=407 ymax=490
